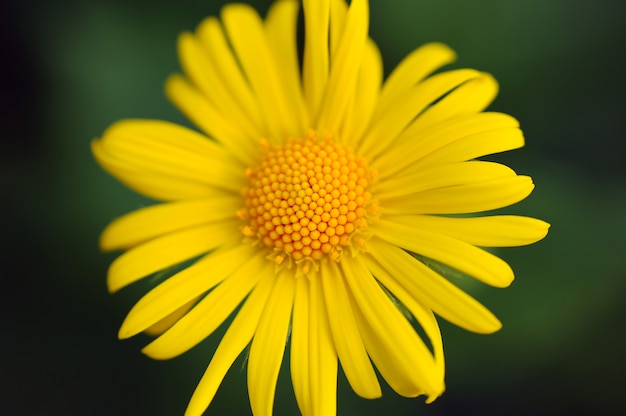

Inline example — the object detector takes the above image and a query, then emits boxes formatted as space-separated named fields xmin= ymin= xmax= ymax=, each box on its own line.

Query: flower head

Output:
xmin=93 ymin=0 xmax=549 ymax=415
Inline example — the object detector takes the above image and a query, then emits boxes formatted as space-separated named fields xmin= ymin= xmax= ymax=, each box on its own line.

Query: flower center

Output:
xmin=241 ymin=131 xmax=376 ymax=272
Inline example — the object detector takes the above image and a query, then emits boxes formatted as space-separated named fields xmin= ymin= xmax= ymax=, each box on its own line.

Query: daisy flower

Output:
xmin=92 ymin=0 xmax=549 ymax=415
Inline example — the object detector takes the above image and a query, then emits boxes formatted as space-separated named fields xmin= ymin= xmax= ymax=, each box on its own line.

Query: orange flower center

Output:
xmin=241 ymin=131 xmax=376 ymax=271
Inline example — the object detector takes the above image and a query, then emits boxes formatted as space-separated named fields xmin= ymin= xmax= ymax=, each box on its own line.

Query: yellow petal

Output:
xmin=375 ymin=112 xmax=520 ymax=180
xmin=94 ymin=119 xmax=246 ymax=193
xmin=329 ymin=0 xmax=348 ymax=55
xmin=177 ymin=31 xmax=261 ymax=139
xmin=308 ymin=274 xmax=338 ymax=416
xmin=371 ymin=219 xmax=515 ymax=287
xmin=341 ymin=39 xmax=383 ymax=147
xmin=195 ymin=17 xmax=265 ymax=133
xmin=142 ymin=296 xmax=200 ymax=336
xmin=377 ymin=42 xmax=456 ymax=113
xmin=265 ymin=0 xmax=309 ymax=132
xmin=290 ymin=276 xmax=312 ymax=415
xmin=383 ymin=175 xmax=535 ymax=215
xmin=374 ymin=161 xmax=516 ymax=200
xmin=342 ymin=257 xmax=444 ymax=398
xmin=414 ymin=127 xmax=525 ymax=169
xmin=184 ymin=272 xmax=276 ymax=416
xmin=141 ymin=251 xmax=268 ymax=359
xmin=165 ymin=75 xmax=258 ymax=166
xmin=100 ymin=196 xmax=241 ymax=251
xmin=410 ymin=309 xmax=444 ymax=404
xmin=93 ymin=140 xmax=215 ymax=201
xmin=317 ymin=0 xmax=369 ymax=133
xmin=106 ymin=220 xmax=239 ymax=293
xmin=410 ymin=72 xmax=499 ymax=131
xmin=118 ymin=245 xmax=255 ymax=339
xmin=321 ymin=261 xmax=381 ymax=398
xmin=359 ymin=251 xmax=446 ymax=400
xmin=365 ymin=239 xmax=502 ymax=334
xmin=383 ymin=214 xmax=550 ymax=247
xmin=248 ymin=269 xmax=296 ymax=416
xmin=222 ymin=4 xmax=300 ymax=140
xmin=177 ymin=32 xmax=214 ymax=103
xmin=292 ymin=273 xmax=338 ymax=416
xmin=302 ymin=0 xmax=330 ymax=121
xmin=359 ymin=69 xmax=482 ymax=158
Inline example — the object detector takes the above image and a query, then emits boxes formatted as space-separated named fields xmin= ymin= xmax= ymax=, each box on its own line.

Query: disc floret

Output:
xmin=241 ymin=131 xmax=377 ymax=272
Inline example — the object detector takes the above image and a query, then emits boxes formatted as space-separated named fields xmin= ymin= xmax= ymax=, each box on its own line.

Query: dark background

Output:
xmin=3 ymin=0 xmax=626 ymax=415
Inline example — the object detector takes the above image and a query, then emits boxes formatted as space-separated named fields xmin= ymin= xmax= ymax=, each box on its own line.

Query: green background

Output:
xmin=3 ymin=0 xmax=625 ymax=414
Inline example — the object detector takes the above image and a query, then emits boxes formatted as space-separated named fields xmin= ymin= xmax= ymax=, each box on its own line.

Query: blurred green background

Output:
xmin=3 ymin=0 xmax=625 ymax=414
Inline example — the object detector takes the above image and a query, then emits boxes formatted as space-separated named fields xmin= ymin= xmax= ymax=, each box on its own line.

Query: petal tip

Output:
xmin=117 ymin=324 xmax=132 ymax=340
xmin=106 ymin=262 xmax=126 ymax=294
xmin=140 ymin=343 xmax=167 ymax=360
xmin=424 ymin=41 xmax=457 ymax=63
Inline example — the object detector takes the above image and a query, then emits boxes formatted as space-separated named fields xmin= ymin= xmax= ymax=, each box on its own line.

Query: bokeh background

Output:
xmin=3 ymin=0 xmax=625 ymax=414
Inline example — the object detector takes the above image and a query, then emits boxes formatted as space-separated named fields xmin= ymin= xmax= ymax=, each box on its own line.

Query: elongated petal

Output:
xmin=177 ymin=32 xmax=260 ymax=139
xmin=377 ymin=42 xmax=456 ymax=112
xmin=408 ymin=309 xmax=443 ymax=404
xmin=383 ymin=175 xmax=535 ymax=215
xmin=371 ymin=219 xmax=514 ymax=287
xmin=302 ymin=0 xmax=330 ymax=121
xmin=308 ymin=274 xmax=338 ymax=416
xmin=93 ymin=140 xmax=214 ymax=201
xmin=165 ymin=75 xmax=258 ymax=165
xmin=375 ymin=112 xmax=520 ymax=180
xmin=222 ymin=4 xmax=299 ymax=139
xmin=290 ymin=276 xmax=312 ymax=415
xmin=321 ymin=261 xmax=381 ymax=398
xmin=265 ymin=0 xmax=309 ymax=132
xmin=414 ymin=128 xmax=525 ymax=169
xmin=185 ymin=272 xmax=276 ymax=416
xmin=341 ymin=39 xmax=383 ymax=147
xmin=94 ymin=119 xmax=245 ymax=193
xmin=143 ymin=296 xmax=200 ymax=336
xmin=248 ymin=270 xmax=296 ymax=416
xmin=329 ymin=0 xmax=348 ymax=55
xmin=195 ymin=17 xmax=265 ymax=133
xmin=359 ymin=251 xmax=445 ymax=401
xmin=374 ymin=161 xmax=516 ymax=200
xmin=365 ymin=238 xmax=502 ymax=334
xmin=359 ymin=69 xmax=482 ymax=158
xmin=100 ymin=196 xmax=241 ymax=251
xmin=141 ymin=251 xmax=267 ymax=359
xmin=382 ymin=290 xmax=444 ymax=403
xmin=383 ymin=215 xmax=550 ymax=247
xmin=177 ymin=32 xmax=214 ymax=103
xmin=316 ymin=0 xmax=369 ymax=133
xmin=409 ymin=72 xmax=499 ymax=131
xmin=292 ymin=273 xmax=339 ymax=416
xmin=342 ymin=257 xmax=444 ymax=398
xmin=107 ymin=220 xmax=239 ymax=293
xmin=118 ymin=245 xmax=255 ymax=339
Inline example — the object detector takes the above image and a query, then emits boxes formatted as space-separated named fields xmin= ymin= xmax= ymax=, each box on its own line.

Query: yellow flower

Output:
xmin=92 ymin=0 xmax=549 ymax=415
